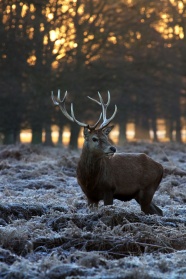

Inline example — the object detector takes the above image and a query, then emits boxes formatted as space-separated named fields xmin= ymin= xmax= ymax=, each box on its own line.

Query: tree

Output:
xmin=22 ymin=0 xmax=67 ymax=145
xmin=0 ymin=1 xmax=29 ymax=143
xmin=55 ymin=0 xmax=134 ymax=148
xmin=0 ymin=0 xmax=185 ymax=146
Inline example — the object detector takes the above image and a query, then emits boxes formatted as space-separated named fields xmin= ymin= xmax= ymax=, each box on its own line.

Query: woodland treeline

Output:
xmin=0 ymin=0 xmax=186 ymax=148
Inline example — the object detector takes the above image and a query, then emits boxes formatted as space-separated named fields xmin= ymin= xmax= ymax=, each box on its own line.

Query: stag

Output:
xmin=52 ymin=90 xmax=163 ymax=216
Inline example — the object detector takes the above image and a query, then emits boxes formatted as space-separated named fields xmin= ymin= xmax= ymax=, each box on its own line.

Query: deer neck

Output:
xmin=77 ymin=146 xmax=110 ymax=187
xmin=81 ymin=146 xmax=106 ymax=167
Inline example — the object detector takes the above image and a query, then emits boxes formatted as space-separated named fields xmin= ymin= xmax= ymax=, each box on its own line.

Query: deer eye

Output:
xmin=92 ymin=137 xmax=98 ymax=142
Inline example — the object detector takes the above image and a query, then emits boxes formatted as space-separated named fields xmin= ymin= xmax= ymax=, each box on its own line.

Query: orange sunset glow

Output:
xmin=1 ymin=0 xmax=186 ymax=146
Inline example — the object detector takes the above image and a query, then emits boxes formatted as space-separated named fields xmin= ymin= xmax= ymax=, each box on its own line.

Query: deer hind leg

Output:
xmin=135 ymin=188 xmax=163 ymax=216
xmin=141 ymin=200 xmax=163 ymax=216
xmin=149 ymin=202 xmax=163 ymax=216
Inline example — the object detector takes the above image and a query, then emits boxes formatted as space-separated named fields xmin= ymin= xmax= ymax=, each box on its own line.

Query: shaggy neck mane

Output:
xmin=77 ymin=145 xmax=109 ymax=189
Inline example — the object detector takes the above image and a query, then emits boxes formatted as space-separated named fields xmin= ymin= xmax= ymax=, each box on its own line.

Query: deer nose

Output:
xmin=110 ymin=146 xmax=116 ymax=153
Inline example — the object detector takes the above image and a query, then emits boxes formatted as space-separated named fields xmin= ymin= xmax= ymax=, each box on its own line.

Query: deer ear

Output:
xmin=102 ymin=125 xmax=114 ymax=136
xmin=83 ymin=127 xmax=90 ymax=139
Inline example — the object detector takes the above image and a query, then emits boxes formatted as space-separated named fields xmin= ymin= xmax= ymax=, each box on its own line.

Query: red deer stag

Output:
xmin=52 ymin=90 xmax=163 ymax=216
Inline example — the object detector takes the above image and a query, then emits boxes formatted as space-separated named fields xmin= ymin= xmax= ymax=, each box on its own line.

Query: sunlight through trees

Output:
xmin=0 ymin=0 xmax=186 ymax=147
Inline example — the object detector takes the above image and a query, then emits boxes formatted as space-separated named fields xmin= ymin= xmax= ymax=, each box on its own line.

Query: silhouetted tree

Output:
xmin=0 ymin=0 xmax=186 ymax=146
xmin=0 ymin=1 xmax=28 ymax=143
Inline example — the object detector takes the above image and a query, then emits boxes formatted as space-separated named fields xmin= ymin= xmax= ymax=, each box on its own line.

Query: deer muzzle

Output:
xmin=105 ymin=146 xmax=116 ymax=157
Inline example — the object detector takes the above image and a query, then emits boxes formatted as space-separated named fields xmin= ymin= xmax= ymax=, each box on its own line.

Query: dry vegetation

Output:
xmin=0 ymin=143 xmax=186 ymax=279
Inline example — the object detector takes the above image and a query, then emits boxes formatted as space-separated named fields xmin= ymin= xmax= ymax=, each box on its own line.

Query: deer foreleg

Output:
xmin=104 ymin=191 xmax=114 ymax=205
xmin=88 ymin=199 xmax=98 ymax=208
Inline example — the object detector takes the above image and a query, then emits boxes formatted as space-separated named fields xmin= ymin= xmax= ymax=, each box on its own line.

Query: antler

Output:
xmin=88 ymin=91 xmax=117 ymax=129
xmin=51 ymin=90 xmax=102 ymax=130
xmin=51 ymin=90 xmax=74 ymax=122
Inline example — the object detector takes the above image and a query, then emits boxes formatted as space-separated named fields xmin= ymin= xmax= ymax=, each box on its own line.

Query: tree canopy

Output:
xmin=0 ymin=0 xmax=185 ymax=147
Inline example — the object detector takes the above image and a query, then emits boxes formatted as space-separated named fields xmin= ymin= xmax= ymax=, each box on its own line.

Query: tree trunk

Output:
xmin=3 ymin=130 xmax=15 ymax=144
xmin=31 ymin=124 xmax=43 ymax=144
xmin=30 ymin=2 xmax=45 ymax=146
xmin=118 ymin=121 xmax=127 ymax=145
xmin=57 ymin=125 xmax=63 ymax=146
xmin=44 ymin=124 xmax=53 ymax=146
xmin=151 ymin=117 xmax=158 ymax=142
xmin=173 ymin=91 xmax=182 ymax=143
xmin=69 ymin=123 xmax=80 ymax=149
xmin=135 ymin=116 xmax=150 ymax=140
xmin=15 ymin=130 xmax=21 ymax=144
xmin=175 ymin=117 xmax=182 ymax=143
xmin=3 ymin=128 xmax=21 ymax=144
xmin=165 ymin=119 xmax=173 ymax=141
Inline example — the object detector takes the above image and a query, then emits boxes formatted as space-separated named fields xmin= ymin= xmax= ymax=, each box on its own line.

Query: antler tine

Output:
xmin=51 ymin=90 xmax=59 ymax=106
xmin=87 ymin=96 xmax=101 ymax=105
xmin=51 ymin=90 xmax=106 ymax=130
xmin=71 ymin=103 xmax=102 ymax=129
xmin=51 ymin=90 xmax=74 ymax=122
xmin=70 ymin=103 xmax=88 ymax=127
xmin=91 ymin=112 xmax=102 ymax=129
xmin=88 ymin=91 xmax=117 ymax=129
xmin=98 ymin=91 xmax=111 ymax=121
xmin=99 ymin=104 xmax=117 ymax=129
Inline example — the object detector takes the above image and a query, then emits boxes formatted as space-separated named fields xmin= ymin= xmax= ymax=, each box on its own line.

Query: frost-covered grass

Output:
xmin=0 ymin=143 xmax=186 ymax=279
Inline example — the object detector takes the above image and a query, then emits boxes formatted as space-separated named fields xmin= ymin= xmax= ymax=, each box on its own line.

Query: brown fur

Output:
xmin=77 ymin=127 xmax=163 ymax=216
xmin=51 ymin=91 xmax=163 ymax=215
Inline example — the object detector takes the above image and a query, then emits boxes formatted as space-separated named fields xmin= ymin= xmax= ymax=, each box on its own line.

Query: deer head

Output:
xmin=51 ymin=90 xmax=117 ymax=155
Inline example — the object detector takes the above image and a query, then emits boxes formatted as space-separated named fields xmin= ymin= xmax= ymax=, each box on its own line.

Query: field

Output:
xmin=0 ymin=143 xmax=186 ymax=279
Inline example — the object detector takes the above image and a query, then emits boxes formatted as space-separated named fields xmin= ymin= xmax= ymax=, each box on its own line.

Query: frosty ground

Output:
xmin=0 ymin=142 xmax=185 ymax=279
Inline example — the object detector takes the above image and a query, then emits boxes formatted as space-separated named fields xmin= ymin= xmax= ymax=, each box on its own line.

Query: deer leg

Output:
xmin=88 ymin=198 xmax=98 ymax=208
xmin=104 ymin=191 xmax=114 ymax=205
xmin=142 ymin=203 xmax=163 ymax=216
xmin=149 ymin=202 xmax=163 ymax=216
xmin=135 ymin=188 xmax=162 ymax=216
